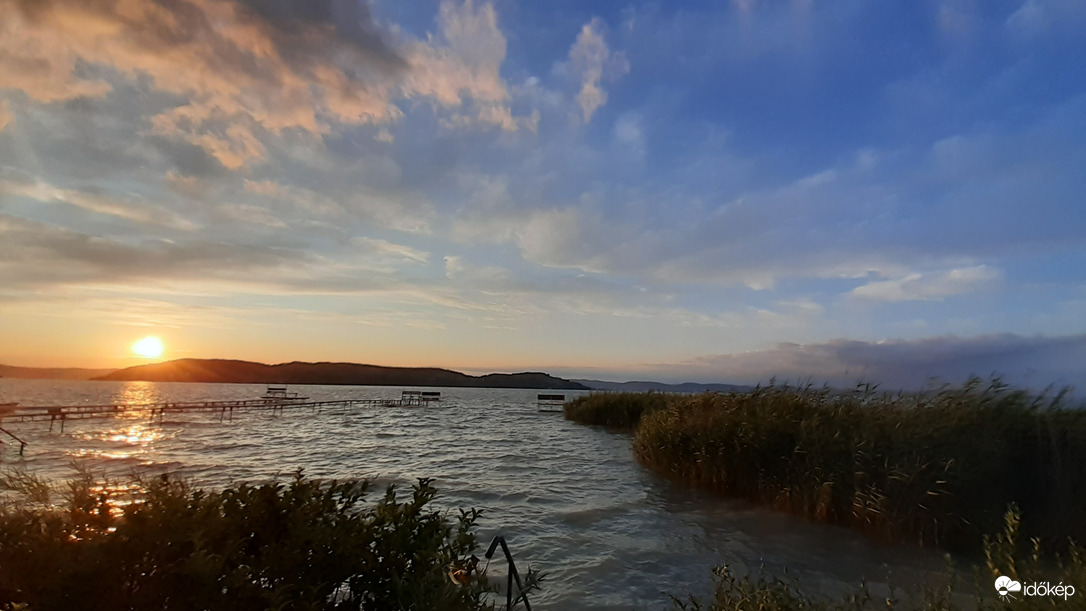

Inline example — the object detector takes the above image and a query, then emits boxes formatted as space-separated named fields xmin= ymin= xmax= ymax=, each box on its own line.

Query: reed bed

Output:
xmin=572 ymin=378 xmax=1085 ymax=549
xmin=563 ymin=391 xmax=668 ymax=430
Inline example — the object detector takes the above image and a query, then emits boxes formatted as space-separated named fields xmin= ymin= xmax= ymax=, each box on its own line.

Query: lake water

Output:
xmin=0 ymin=379 xmax=952 ymax=609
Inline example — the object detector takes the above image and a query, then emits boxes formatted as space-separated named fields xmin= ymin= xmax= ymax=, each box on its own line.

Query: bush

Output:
xmin=0 ymin=470 xmax=494 ymax=610
xmin=563 ymin=392 xmax=668 ymax=430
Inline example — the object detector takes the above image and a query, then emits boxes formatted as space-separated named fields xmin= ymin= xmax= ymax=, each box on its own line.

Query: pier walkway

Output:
xmin=0 ymin=390 xmax=442 ymax=437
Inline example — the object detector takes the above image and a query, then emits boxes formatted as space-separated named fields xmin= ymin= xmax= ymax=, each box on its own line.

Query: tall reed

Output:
xmin=571 ymin=378 xmax=1086 ymax=548
xmin=563 ymin=391 xmax=668 ymax=430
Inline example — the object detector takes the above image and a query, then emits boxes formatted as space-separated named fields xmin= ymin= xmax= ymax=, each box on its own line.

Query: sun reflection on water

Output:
xmin=105 ymin=424 xmax=164 ymax=445
xmin=66 ymin=422 xmax=167 ymax=465
xmin=67 ymin=448 xmax=163 ymax=463
xmin=115 ymin=381 xmax=163 ymax=407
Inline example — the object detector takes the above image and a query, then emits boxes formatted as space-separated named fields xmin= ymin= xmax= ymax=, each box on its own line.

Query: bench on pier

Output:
xmin=261 ymin=386 xmax=308 ymax=401
xmin=399 ymin=391 xmax=441 ymax=406
xmin=537 ymin=394 xmax=565 ymax=412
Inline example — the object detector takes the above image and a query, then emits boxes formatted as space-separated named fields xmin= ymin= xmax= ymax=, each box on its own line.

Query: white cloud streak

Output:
xmin=1 ymin=177 xmax=196 ymax=229
xmin=850 ymin=265 xmax=1002 ymax=301
xmin=569 ymin=18 xmax=629 ymax=122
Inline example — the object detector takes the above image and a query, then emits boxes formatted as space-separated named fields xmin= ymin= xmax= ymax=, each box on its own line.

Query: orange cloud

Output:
xmin=0 ymin=0 xmax=529 ymax=168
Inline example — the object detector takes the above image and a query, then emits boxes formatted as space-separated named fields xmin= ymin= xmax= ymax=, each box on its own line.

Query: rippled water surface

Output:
xmin=0 ymin=379 xmax=951 ymax=609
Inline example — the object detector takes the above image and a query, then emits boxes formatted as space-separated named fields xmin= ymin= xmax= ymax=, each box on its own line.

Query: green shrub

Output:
xmin=0 ymin=470 xmax=495 ymax=610
xmin=563 ymin=392 xmax=668 ymax=430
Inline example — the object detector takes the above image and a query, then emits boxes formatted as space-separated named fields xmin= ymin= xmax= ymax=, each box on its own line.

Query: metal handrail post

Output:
xmin=0 ymin=425 xmax=27 ymax=455
xmin=485 ymin=535 xmax=532 ymax=611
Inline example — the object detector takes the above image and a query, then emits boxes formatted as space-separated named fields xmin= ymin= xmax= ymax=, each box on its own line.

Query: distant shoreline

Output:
xmin=93 ymin=358 xmax=590 ymax=390
xmin=2 ymin=361 xmax=755 ymax=392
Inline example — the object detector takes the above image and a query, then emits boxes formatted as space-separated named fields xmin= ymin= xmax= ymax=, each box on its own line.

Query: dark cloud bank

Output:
xmin=677 ymin=334 xmax=1086 ymax=392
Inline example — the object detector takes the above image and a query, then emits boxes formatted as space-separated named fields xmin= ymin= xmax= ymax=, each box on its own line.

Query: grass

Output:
xmin=0 ymin=469 xmax=526 ymax=610
xmin=562 ymin=391 xmax=668 ymax=430
xmin=568 ymin=378 xmax=1086 ymax=550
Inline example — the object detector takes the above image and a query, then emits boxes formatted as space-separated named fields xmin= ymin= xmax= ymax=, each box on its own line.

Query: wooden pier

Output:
xmin=0 ymin=389 xmax=445 ymax=445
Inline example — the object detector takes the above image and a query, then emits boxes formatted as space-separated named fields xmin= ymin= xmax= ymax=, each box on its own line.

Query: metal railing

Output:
xmin=485 ymin=535 xmax=534 ymax=611
xmin=0 ymin=425 xmax=27 ymax=455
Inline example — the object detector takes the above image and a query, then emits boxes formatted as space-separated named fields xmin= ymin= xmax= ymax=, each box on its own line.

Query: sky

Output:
xmin=0 ymin=0 xmax=1084 ymax=390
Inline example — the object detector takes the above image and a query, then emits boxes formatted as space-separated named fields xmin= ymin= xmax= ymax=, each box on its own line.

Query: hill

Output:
xmin=96 ymin=359 xmax=589 ymax=390
xmin=0 ymin=364 xmax=117 ymax=380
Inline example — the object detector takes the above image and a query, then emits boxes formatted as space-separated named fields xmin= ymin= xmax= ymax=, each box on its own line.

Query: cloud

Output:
xmin=0 ymin=0 xmax=529 ymax=169
xmin=235 ymin=0 xmax=404 ymax=67
xmin=466 ymin=165 xmax=908 ymax=288
xmin=1006 ymin=0 xmax=1048 ymax=36
xmin=666 ymin=334 xmax=1086 ymax=391
xmin=0 ymin=6 xmax=113 ymax=103
xmin=350 ymin=236 xmax=430 ymax=266
xmin=432 ymin=256 xmax=825 ymax=343
xmin=2 ymin=0 xmax=1083 ymax=375
xmin=0 ymin=213 xmax=313 ymax=289
xmin=406 ymin=0 xmax=507 ymax=105
xmin=374 ymin=128 xmax=395 ymax=143
xmin=0 ymin=0 xmax=400 ymax=167
xmin=447 ymin=80 xmax=1084 ymax=292
xmin=0 ymin=100 xmax=11 ymax=131
xmin=405 ymin=0 xmax=537 ymax=132
xmin=1005 ymin=0 xmax=1086 ymax=38
xmin=165 ymin=171 xmax=210 ymax=199
xmin=1 ymin=176 xmax=196 ymax=229
xmin=569 ymin=18 xmax=629 ymax=122
xmin=850 ymin=265 xmax=1001 ymax=301
xmin=233 ymin=177 xmax=434 ymax=235
xmin=516 ymin=207 xmax=602 ymax=270
xmin=613 ymin=112 xmax=645 ymax=158
xmin=0 ymin=292 xmax=267 ymax=330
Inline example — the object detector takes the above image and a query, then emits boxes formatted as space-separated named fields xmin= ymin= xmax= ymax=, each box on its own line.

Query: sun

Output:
xmin=132 ymin=336 xmax=164 ymax=359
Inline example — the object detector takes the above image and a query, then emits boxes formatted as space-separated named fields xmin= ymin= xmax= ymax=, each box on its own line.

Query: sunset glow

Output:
xmin=132 ymin=337 xmax=164 ymax=359
xmin=0 ymin=1 xmax=1083 ymax=389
